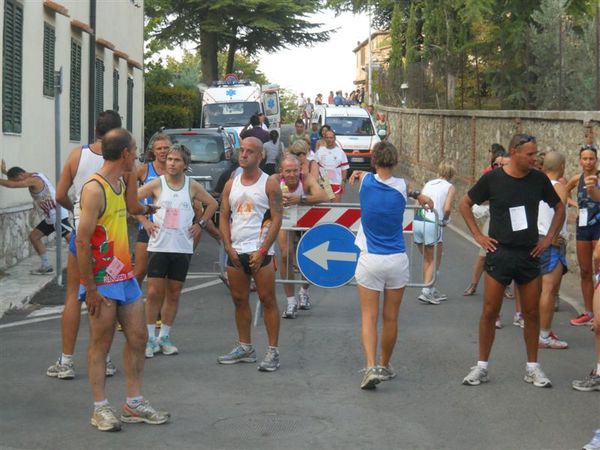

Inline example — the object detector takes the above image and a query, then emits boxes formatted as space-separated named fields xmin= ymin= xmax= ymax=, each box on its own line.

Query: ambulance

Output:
xmin=200 ymin=74 xmax=281 ymax=137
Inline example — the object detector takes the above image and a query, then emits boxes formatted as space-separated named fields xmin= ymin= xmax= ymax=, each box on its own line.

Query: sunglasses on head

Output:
xmin=516 ymin=134 xmax=536 ymax=147
xmin=581 ymin=144 xmax=598 ymax=151
xmin=291 ymin=151 xmax=306 ymax=156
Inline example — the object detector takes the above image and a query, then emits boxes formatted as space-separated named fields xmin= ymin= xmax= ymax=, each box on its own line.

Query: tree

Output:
xmin=145 ymin=0 xmax=330 ymax=85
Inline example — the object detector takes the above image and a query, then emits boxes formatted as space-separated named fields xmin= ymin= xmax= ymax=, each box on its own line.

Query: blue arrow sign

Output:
xmin=296 ymin=223 xmax=360 ymax=288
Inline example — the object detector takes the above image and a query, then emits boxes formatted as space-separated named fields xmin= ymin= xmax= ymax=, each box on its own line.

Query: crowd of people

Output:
xmin=1 ymin=108 xmax=599 ymax=447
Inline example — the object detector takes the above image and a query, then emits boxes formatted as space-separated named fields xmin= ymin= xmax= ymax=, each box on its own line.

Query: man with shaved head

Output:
xmin=218 ymin=137 xmax=283 ymax=372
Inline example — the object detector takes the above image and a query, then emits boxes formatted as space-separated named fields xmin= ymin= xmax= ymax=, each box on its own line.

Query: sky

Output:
xmin=258 ymin=11 xmax=370 ymax=98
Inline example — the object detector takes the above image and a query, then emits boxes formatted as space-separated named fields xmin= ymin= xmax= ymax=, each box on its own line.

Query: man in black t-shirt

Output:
xmin=458 ymin=133 xmax=565 ymax=388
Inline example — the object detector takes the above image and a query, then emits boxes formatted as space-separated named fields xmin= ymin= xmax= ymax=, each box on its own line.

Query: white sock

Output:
xmin=286 ymin=296 xmax=296 ymax=307
xmin=596 ymin=363 xmax=600 ymax=374
xmin=106 ymin=354 xmax=111 ymax=363
xmin=147 ymin=324 xmax=156 ymax=338
xmin=540 ymin=329 xmax=550 ymax=339
xmin=268 ymin=346 xmax=279 ymax=353
xmin=94 ymin=399 xmax=109 ymax=411
xmin=158 ymin=324 xmax=171 ymax=338
xmin=126 ymin=396 xmax=143 ymax=408
xmin=40 ymin=253 xmax=50 ymax=267
xmin=422 ymin=287 xmax=432 ymax=295
xmin=526 ymin=362 xmax=539 ymax=371
xmin=300 ymin=286 xmax=308 ymax=294
xmin=60 ymin=353 xmax=73 ymax=365
xmin=240 ymin=342 xmax=253 ymax=350
xmin=477 ymin=361 xmax=488 ymax=370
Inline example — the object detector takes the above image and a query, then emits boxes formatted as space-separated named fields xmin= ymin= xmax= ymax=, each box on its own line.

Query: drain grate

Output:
xmin=213 ymin=413 xmax=327 ymax=437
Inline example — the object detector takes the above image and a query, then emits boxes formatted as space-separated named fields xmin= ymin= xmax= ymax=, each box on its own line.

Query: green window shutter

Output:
xmin=95 ymin=58 xmax=104 ymax=120
xmin=69 ymin=39 xmax=82 ymax=141
xmin=43 ymin=22 xmax=56 ymax=97
xmin=126 ymin=76 xmax=133 ymax=131
xmin=2 ymin=0 xmax=23 ymax=133
xmin=112 ymin=69 xmax=119 ymax=111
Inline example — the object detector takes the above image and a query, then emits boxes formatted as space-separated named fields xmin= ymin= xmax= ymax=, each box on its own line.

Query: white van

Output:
xmin=311 ymin=105 xmax=380 ymax=171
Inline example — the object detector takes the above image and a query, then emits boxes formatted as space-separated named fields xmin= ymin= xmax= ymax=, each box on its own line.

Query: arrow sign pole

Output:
xmin=303 ymin=241 xmax=358 ymax=270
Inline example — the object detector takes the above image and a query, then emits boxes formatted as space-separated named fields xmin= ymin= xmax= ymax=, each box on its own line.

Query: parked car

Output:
xmin=146 ymin=128 xmax=235 ymax=197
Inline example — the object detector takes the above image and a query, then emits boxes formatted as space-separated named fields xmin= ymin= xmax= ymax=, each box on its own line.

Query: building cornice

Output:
xmin=71 ymin=20 xmax=93 ymax=35
xmin=43 ymin=0 xmax=69 ymax=17
xmin=96 ymin=38 xmax=116 ymax=51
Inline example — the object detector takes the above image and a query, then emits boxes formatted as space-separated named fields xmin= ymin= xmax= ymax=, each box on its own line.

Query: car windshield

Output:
xmin=202 ymin=102 xmax=261 ymax=127
xmin=169 ymin=134 xmax=224 ymax=163
xmin=326 ymin=117 xmax=374 ymax=136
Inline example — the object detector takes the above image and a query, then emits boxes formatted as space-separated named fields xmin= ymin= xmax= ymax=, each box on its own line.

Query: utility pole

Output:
xmin=367 ymin=0 xmax=373 ymax=105
xmin=54 ymin=68 xmax=63 ymax=286
xmin=596 ymin=1 xmax=600 ymax=109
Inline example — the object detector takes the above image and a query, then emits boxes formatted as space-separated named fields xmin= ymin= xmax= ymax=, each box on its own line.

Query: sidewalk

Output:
xmin=0 ymin=242 xmax=68 ymax=318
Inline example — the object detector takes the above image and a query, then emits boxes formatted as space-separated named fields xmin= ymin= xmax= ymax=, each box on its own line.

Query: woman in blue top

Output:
xmin=350 ymin=141 xmax=432 ymax=390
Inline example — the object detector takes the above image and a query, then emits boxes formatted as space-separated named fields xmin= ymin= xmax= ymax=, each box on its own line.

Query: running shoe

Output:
xmin=524 ymin=366 xmax=552 ymax=388
xmin=217 ymin=342 xmax=257 ymax=364
xmin=91 ymin=405 xmax=121 ymax=432
xmin=158 ymin=335 xmax=178 ymax=355
xmin=495 ymin=316 xmax=503 ymax=329
xmin=418 ymin=290 xmax=440 ymax=305
xmin=513 ymin=312 xmax=525 ymax=328
xmin=432 ymin=288 xmax=448 ymax=302
xmin=46 ymin=359 xmax=75 ymax=379
xmin=120 ymin=400 xmax=170 ymax=425
xmin=538 ymin=331 xmax=568 ymax=349
xmin=105 ymin=358 xmax=117 ymax=377
xmin=583 ymin=429 xmax=600 ymax=450
xmin=378 ymin=364 xmax=396 ymax=381
xmin=360 ymin=367 xmax=381 ymax=390
xmin=282 ymin=303 xmax=297 ymax=319
xmin=145 ymin=337 xmax=160 ymax=359
xmin=571 ymin=312 xmax=594 ymax=326
xmin=258 ymin=347 xmax=280 ymax=372
xmin=298 ymin=290 xmax=312 ymax=310
xmin=462 ymin=366 xmax=489 ymax=386
xmin=572 ymin=370 xmax=600 ymax=392
xmin=30 ymin=265 xmax=53 ymax=275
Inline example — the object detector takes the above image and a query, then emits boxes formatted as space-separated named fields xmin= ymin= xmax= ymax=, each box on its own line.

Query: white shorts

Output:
xmin=355 ymin=252 xmax=410 ymax=291
xmin=413 ymin=219 xmax=442 ymax=245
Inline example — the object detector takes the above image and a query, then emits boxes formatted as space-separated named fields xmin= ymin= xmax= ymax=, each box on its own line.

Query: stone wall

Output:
xmin=0 ymin=204 xmax=38 ymax=271
xmin=379 ymin=106 xmax=600 ymax=268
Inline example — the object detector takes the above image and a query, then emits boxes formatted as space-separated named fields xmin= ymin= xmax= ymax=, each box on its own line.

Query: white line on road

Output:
xmin=0 ymin=279 xmax=223 ymax=330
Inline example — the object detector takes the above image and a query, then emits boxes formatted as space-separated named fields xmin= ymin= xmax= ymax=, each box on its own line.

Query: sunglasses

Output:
xmin=581 ymin=144 xmax=598 ymax=151
xmin=516 ymin=134 xmax=536 ymax=147
xmin=291 ymin=151 xmax=306 ymax=156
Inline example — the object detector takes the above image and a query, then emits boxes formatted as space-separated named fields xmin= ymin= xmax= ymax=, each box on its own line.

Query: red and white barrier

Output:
xmin=294 ymin=205 xmax=414 ymax=232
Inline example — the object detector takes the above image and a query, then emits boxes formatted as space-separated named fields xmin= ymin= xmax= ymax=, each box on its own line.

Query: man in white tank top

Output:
xmin=0 ymin=163 xmax=72 ymax=274
xmin=47 ymin=110 xmax=152 ymax=380
xmin=276 ymin=154 xmax=328 ymax=318
xmin=218 ymin=137 xmax=283 ymax=372
xmin=537 ymin=152 xmax=569 ymax=350
xmin=137 ymin=144 xmax=217 ymax=357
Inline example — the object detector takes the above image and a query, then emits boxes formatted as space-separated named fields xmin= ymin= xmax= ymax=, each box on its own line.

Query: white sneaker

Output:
xmin=462 ymin=366 xmax=489 ymax=386
xmin=524 ymin=366 xmax=552 ymax=388
xmin=418 ymin=290 xmax=440 ymax=305
xmin=432 ymin=287 xmax=448 ymax=301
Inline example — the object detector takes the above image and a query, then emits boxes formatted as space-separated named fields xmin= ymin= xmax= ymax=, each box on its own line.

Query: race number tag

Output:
xmin=579 ymin=208 xmax=589 ymax=227
xmin=164 ymin=208 xmax=180 ymax=229
xmin=509 ymin=206 xmax=528 ymax=232
xmin=106 ymin=257 xmax=124 ymax=279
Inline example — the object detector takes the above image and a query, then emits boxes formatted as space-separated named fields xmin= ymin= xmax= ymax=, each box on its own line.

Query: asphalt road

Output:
xmin=0 ymin=186 xmax=598 ymax=450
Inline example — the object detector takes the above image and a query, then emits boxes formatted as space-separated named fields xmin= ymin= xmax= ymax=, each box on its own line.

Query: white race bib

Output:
xmin=509 ymin=206 xmax=528 ymax=232
xmin=579 ymin=208 xmax=589 ymax=227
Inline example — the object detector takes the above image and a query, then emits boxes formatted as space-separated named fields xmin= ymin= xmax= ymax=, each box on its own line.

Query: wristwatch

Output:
xmin=197 ymin=218 xmax=207 ymax=229
xmin=300 ymin=194 xmax=306 ymax=204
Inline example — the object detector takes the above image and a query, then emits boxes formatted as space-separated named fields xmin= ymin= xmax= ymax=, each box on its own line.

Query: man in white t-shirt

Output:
xmin=296 ymin=93 xmax=306 ymax=120
xmin=315 ymin=130 xmax=349 ymax=202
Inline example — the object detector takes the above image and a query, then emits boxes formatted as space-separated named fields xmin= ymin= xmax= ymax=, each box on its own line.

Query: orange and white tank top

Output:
xmin=82 ymin=174 xmax=134 ymax=286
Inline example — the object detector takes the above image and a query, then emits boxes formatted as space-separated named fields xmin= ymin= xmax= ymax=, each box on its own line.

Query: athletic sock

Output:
xmin=268 ymin=346 xmax=279 ymax=353
xmin=526 ymin=362 xmax=539 ymax=371
xmin=477 ymin=361 xmax=488 ymax=370
xmin=40 ymin=253 xmax=50 ymax=267
xmin=596 ymin=363 xmax=600 ymax=374
xmin=540 ymin=329 xmax=551 ymax=339
xmin=240 ymin=342 xmax=253 ymax=350
xmin=158 ymin=324 xmax=171 ymax=339
xmin=60 ymin=353 xmax=73 ymax=365
xmin=300 ymin=286 xmax=308 ymax=294
xmin=106 ymin=354 xmax=112 ymax=363
xmin=422 ymin=287 xmax=432 ymax=295
xmin=94 ymin=399 xmax=109 ymax=411
xmin=126 ymin=396 xmax=144 ymax=408
xmin=286 ymin=296 xmax=296 ymax=307
xmin=147 ymin=324 xmax=156 ymax=339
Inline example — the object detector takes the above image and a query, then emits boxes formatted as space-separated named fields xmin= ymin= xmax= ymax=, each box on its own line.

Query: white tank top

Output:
xmin=148 ymin=176 xmax=195 ymax=254
xmin=421 ymin=178 xmax=452 ymax=222
xmin=281 ymin=175 xmax=305 ymax=228
xmin=229 ymin=171 xmax=274 ymax=255
xmin=31 ymin=173 xmax=68 ymax=224
xmin=538 ymin=179 xmax=567 ymax=238
xmin=73 ymin=145 xmax=104 ymax=229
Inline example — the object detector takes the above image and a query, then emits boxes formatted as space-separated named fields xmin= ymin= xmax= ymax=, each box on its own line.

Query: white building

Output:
xmin=0 ymin=0 xmax=144 ymax=269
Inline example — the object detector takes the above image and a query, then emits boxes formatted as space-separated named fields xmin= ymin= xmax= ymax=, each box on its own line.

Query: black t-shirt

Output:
xmin=468 ymin=168 xmax=560 ymax=248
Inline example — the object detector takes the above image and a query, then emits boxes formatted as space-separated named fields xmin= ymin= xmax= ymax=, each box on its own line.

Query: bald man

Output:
xmin=218 ymin=137 xmax=283 ymax=372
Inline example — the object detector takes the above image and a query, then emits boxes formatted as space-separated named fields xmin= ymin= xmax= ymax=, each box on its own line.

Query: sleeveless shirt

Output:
xmin=30 ymin=172 xmax=68 ymax=223
xmin=280 ymin=174 xmax=305 ymax=228
xmin=73 ymin=145 xmax=104 ymax=230
xmin=147 ymin=175 xmax=195 ymax=254
xmin=538 ymin=179 xmax=567 ymax=238
xmin=416 ymin=178 xmax=452 ymax=223
xmin=139 ymin=162 xmax=159 ymax=228
xmin=577 ymin=174 xmax=600 ymax=227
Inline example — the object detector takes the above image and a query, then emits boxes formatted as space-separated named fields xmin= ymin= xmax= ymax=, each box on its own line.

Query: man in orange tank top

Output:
xmin=77 ymin=128 xmax=169 ymax=432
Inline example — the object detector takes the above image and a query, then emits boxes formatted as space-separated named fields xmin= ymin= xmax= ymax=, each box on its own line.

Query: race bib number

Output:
xmin=106 ymin=257 xmax=124 ymax=279
xmin=509 ymin=206 xmax=528 ymax=232
xmin=164 ymin=208 xmax=180 ymax=229
xmin=579 ymin=208 xmax=589 ymax=227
